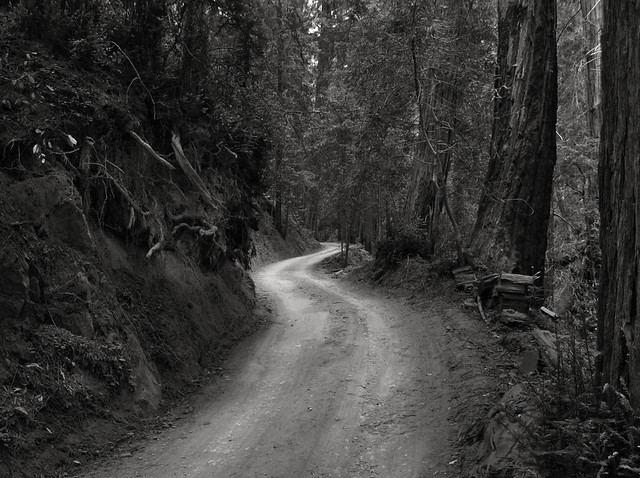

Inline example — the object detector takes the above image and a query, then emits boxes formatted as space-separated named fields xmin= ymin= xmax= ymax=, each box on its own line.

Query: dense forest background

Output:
xmin=2 ymin=0 xmax=640 ymax=476
xmin=0 ymin=0 xmax=600 ymax=297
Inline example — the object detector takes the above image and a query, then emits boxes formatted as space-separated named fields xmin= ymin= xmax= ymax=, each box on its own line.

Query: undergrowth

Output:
xmin=528 ymin=265 xmax=640 ymax=477
xmin=0 ymin=326 xmax=132 ymax=454
xmin=375 ymin=223 xmax=430 ymax=268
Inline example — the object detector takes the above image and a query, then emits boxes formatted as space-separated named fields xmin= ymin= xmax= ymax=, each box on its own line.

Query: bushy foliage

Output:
xmin=375 ymin=223 xmax=430 ymax=267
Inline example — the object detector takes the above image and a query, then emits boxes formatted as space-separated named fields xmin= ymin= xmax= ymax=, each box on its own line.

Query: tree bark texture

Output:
xmin=598 ymin=0 xmax=640 ymax=407
xmin=404 ymin=0 xmax=466 ymax=253
xmin=404 ymin=70 xmax=461 ymax=245
xmin=469 ymin=0 xmax=557 ymax=278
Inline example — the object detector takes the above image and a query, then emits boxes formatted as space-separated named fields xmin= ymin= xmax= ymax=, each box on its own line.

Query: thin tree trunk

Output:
xmin=404 ymin=0 xmax=466 ymax=254
xmin=315 ymin=0 xmax=335 ymax=107
xmin=580 ymin=0 xmax=602 ymax=138
xmin=344 ymin=215 xmax=351 ymax=268
xmin=443 ymin=188 xmax=464 ymax=267
xmin=404 ymin=72 xmax=460 ymax=233
xmin=273 ymin=0 xmax=286 ymax=236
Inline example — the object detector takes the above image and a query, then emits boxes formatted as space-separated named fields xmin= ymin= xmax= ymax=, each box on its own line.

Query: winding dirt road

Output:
xmin=80 ymin=245 xmax=454 ymax=477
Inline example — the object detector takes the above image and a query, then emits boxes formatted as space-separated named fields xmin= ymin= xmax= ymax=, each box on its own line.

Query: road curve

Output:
xmin=79 ymin=244 xmax=453 ymax=477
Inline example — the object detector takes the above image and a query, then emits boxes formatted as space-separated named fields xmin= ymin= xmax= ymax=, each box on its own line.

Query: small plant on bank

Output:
xmin=526 ymin=265 xmax=640 ymax=476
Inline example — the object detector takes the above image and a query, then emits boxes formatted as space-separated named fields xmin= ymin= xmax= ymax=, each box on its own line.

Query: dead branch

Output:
xmin=166 ymin=207 xmax=206 ymax=223
xmin=127 ymin=206 xmax=135 ymax=230
xmin=223 ymin=144 xmax=237 ymax=159
xmin=198 ymin=225 xmax=218 ymax=237
xmin=477 ymin=295 xmax=489 ymax=324
xmin=170 ymin=132 xmax=217 ymax=208
xmin=127 ymin=130 xmax=175 ymax=170
xmin=110 ymin=41 xmax=156 ymax=119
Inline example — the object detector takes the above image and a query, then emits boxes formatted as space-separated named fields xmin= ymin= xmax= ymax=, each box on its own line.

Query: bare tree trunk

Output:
xmin=344 ymin=214 xmax=351 ymax=268
xmin=273 ymin=0 xmax=286 ymax=236
xmin=404 ymin=70 xmax=461 ymax=241
xmin=315 ymin=0 xmax=335 ymax=107
xmin=597 ymin=0 xmax=640 ymax=408
xmin=468 ymin=0 xmax=557 ymax=280
xmin=404 ymin=0 xmax=466 ymax=254
xmin=442 ymin=188 xmax=464 ymax=267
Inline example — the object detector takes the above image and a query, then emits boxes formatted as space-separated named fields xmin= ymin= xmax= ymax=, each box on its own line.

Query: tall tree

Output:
xmin=580 ymin=0 xmax=602 ymax=139
xmin=468 ymin=0 xmax=557 ymax=278
xmin=597 ymin=0 xmax=640 ymax=407
xmin=403 ymin=0 xmax=492 ymax=261
xmin=404 ymin=0 xmax=464 ymax=253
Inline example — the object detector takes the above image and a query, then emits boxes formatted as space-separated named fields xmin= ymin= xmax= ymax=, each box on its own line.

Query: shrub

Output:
xmin=375 ymin=224 xmax=430 ymax=267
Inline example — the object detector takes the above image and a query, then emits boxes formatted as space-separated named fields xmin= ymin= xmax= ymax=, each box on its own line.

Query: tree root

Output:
xmin=170 ymin=132 xmax=220 ymax=209
xmin=171 ymin=222 xmax=218 ymax=238
xmin=127 ymin=130 xmax=175 ymax=170
xmin=146 ymin=220 xmax=165 ymax=259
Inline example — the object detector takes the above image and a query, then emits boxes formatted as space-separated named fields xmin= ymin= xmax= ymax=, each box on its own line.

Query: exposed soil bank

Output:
xmin=0 ymin=171 xmax=262 ymax=477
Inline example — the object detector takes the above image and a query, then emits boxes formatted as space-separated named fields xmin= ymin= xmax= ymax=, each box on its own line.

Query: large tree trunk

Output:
xmin=597 ymin=0 xmax=640 ymax=408
xmin=468 ymin=0 xmax=557 ymax=279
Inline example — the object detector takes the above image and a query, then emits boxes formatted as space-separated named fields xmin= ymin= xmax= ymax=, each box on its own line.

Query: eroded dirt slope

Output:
xmin=0 ymin=171 xmax=262 ymax=477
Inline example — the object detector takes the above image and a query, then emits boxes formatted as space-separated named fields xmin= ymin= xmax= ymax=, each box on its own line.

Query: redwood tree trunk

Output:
xmin=597 ymin=0 xmax=640 ymax=407
xmin=468 ymin=0 xmax=557 ymax=278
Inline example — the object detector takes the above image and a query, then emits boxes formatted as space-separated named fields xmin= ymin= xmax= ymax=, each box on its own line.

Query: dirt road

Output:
xmin=79 ymin=245 xmax=455 ymax=477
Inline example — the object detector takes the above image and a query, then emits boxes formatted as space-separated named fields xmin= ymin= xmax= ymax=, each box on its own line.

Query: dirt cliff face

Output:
xmin=0 ymin=165 xmax=262 ymax=476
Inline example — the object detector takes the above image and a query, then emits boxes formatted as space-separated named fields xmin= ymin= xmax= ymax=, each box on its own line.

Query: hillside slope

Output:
xmin=0 ymin=18 xmax=304 ymax=478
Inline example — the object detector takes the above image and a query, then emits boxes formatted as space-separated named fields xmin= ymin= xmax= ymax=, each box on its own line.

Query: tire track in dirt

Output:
xmin=77 ymin=245 xmax=455 ymax=477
